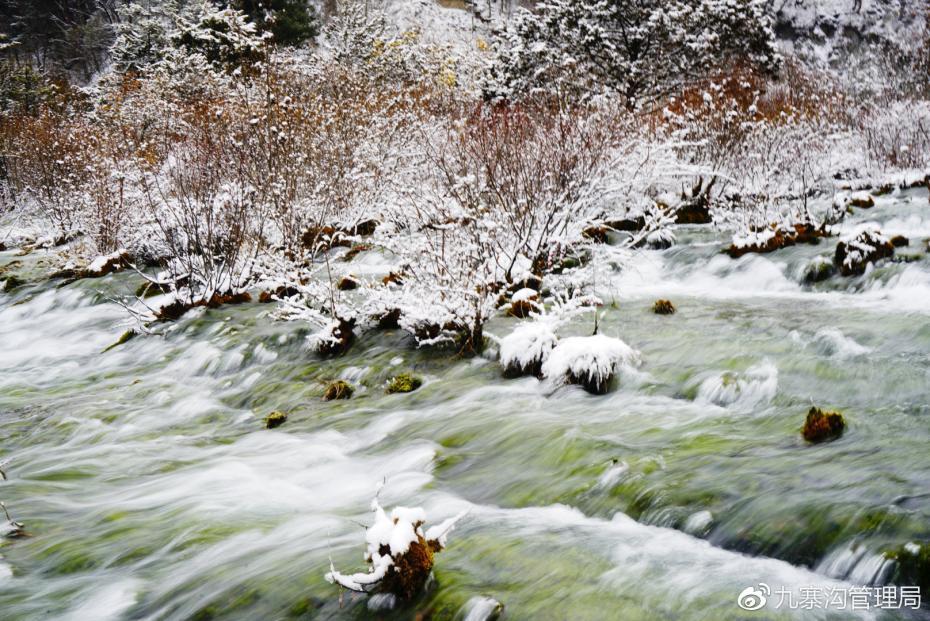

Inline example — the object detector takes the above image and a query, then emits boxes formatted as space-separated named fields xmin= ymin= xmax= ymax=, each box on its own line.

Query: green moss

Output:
xmin=102 ymin=329 xmax=137 ymax=353
xmin=190 ymin=587 xmax=261 ymax=621
xmin=886 ymin=542 xmax=930 ymax=595
xmin=322 ymin=380 xmax=353 ymax=401
xmin=264 ymin=410 xmax=288 ymax=429
xmin=439 ymin=430 xmax=478 ymax=448
xmin=386 ymin=373 xmax=422 ymax=394
xmin=803 ymin=257 xmax=835 ymax=283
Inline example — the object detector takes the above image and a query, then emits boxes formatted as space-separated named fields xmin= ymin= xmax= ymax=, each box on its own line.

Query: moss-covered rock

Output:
xmin=264 ymin=411 xmax=288 ymax=429
xmin=1 ymin=274 xmax=24 ymax=291
xmin=653 ymin=299 xmax=676 ymax=315
xmin=728 ymin=223 xmax=828 ymax=258
xmin=675 ymin=201 xmax=712 ymax=224
xmin=375 ymin=307 xmax=401 ymax=329
xmin=379 ymin=535 xmax=436 ymax=601
xmin=347 ymin=219 xmax=380 ymax=236
xmin=605 ymin=216 xmax=646 ymax=232
xmin=301 ymin=225 xmax=349 ymax=250
xmin=803 ymin=256 xmax=836 ymax=283
xmin=885 ymin=542 xmax=930 ymax=596
xmin=155 ymin=291 xmax=252 ymax=322
xmin=507 ymin=289 xmax=539 ymax=318
xmin=323 ymin=380 xmax=353 ymax=401
xmin=135 ymin=280 xmax=171 ymax=299
xmin=802 ymin=407 xmax=845 ymax=443
xmin=386 ymin=373 xmax=422 ymax=394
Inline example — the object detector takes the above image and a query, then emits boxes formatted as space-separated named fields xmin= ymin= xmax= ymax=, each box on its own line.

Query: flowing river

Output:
xmin=1 ymin=188 xmax=930 ymax=620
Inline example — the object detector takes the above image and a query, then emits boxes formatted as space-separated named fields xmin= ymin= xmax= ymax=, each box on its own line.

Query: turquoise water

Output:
xmin=1 ymin=188 xmax=929 ymax=620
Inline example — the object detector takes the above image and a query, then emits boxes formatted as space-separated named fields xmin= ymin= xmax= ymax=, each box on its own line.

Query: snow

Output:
xmin=424 ymin=510 xmax=468 ymax=549
xmin=326 ymin=498 xmax=415 ymax=592
xmin=87 ymin=249 xmax=129 ymax=274
xmin=461 ymin=596 xmax=504 ymax=621
xmin=499 ymin=321 xmax=558 ymax=373
xmin=731 ymin=227 xmax=778 ymax=250
xmin=510 ymin=287 xmax=537 ymax=303
xmin=541 ymin=334 xmax=640 ymax=386
xmin=325 ymin=493 xmax=465 ymax=594
xmin=838 ymin=223 xmax=890 ymax=270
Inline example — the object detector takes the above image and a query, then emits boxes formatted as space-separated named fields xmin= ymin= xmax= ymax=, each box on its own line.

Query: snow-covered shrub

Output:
xmin=541 ymin=334 xmax=640 ymax=394
xmin=109 ymin=2 xmax=177 ymax=72
xmin=485 ymin=0 xmax=780 ymax=105
xmin=174 ymin=3 xmax=270 ymax=70
xmin=322 ymin=0 xmax=460 ymax=90
xmin=1 ymin=110 xmax=88 ymax=239
xmin=859 ymin=100 xmax=930 ymax=173
xmin=326 ymin=494 xmax=465 ymax=602
xmin=131 ymin=96 xmax=269 ymax=312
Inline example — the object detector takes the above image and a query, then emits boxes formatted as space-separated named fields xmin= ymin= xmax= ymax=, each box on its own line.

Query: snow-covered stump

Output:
xmin=325 ymin=497 xmax=465 ymax=605
xmin=541 ymin=334 xmax=640 ymax=394
xmin=499 ymin=322 xmax=558 ymax=378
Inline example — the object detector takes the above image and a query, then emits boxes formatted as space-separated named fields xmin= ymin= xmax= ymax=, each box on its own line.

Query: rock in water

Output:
xmin=499 ymin=322 xmax=558 ymax=378
xmin=264 ymin=411 xmax=288 ymax=429
xmin=386 ymin=373 xmax=422 ymax=394
xmin=507 ymin=288 xmax=540 ymax=318
xmin=802 ymin=407 xmax=845 ymax=443
xmin=653 ymin=299 xmax=676 ymax=315
xmin=834 ymin=226 xmax=894 ymax=276
xmin=323 ymin=380 xmax=354 ymax=401
xmin=847 ymin=192 xmax=875 ymax=208
xmin=541 ymin=334 xmax=640 ymax=395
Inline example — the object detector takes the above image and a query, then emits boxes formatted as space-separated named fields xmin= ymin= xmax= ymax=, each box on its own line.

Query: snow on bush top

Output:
xmin=542 ymin=334 xmax=640 ymax=386
xmin=499 ymin=321 xmax=558 ymax=372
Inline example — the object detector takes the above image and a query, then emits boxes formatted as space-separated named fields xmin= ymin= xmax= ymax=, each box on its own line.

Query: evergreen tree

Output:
xmin=485 ymin=0 xmax=781 ymax=106
xmin=232 ymin=0 xmax=318 ymax=46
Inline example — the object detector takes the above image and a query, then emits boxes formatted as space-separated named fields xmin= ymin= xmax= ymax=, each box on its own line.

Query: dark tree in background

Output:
xmin=231 ymin=0 xmax=318 ymax=46
xmin=0 ymin=0 xmax=117 ymax=78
